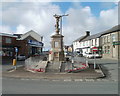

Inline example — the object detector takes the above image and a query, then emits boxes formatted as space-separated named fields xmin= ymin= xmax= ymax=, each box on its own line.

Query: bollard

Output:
xmin=12 ymin=59 xmax=17 ymax=70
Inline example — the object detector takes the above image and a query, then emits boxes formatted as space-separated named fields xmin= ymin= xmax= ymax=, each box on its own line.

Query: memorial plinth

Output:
xmin=49 ymin=14 xmax=65 ymax=62
xmin=49 ymin=34 xmax=64 ymax=61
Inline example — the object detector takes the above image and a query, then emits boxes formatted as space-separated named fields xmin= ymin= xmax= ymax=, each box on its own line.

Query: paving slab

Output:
xmin=2 ymin=66 xmax=104 ymax=80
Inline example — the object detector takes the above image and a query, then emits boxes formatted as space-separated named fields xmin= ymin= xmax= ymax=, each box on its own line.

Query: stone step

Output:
xmin=45 ymin=61 xmax=62 ymax=73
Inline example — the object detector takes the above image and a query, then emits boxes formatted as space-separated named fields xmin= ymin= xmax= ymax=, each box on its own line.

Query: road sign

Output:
xmin=92 ymin=47 xmax=98 ymax=52
xmin=15 ymin=47 xmax=18 ymax=53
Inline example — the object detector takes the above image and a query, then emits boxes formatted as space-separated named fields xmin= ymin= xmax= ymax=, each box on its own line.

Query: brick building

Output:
xmin=15 ymin=30 xmax=43 ymax=57
xmin=0 ymin=33 xmax=18 ymax=59
xmin=1 ymin=30 xmax=44 ymax=59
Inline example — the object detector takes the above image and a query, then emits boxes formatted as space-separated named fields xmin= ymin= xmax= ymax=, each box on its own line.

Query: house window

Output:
xmin=104 ymin=36 xmax=107 ymax=43
xmin=112 ymin=34 xmax=117 ymax=42
xmin=83 ymin=42 xmax=85 ymax=46
xmin=107 ymin=35 xmax=110 ymax=43
xmin=86 ymin=41 xmax=88 ymax=46
xmin=92 ymin=40 xmax=93 ymax=46
xmin=104 ymin=46 xmax=107 ymax=53
xmin=95 ymin=39 xmax=97 ymax=46
xmin=5 ymin=37 xmax=12 ymax=43
xmin=107 ymin=46 xmax=110 ymax=54
xmin=102 ymin=37 xmax=104 ymax=44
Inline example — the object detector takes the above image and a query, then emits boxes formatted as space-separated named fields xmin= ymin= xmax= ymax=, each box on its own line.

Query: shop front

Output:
xmin=28 ymin=39 xmax=43 ymax=56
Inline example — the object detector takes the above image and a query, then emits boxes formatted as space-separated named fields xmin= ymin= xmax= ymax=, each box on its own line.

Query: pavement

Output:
xmin=2 ymin=55 xmax=118 ymax=81
xmin=2 ymin=65 xmax=104 ymax=81
xmin=2 ymin=56 xmax=118 ymax=94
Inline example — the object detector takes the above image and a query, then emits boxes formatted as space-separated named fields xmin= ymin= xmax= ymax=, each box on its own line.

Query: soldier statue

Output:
xmin=53 ymin=14 xmax=61 ymax=34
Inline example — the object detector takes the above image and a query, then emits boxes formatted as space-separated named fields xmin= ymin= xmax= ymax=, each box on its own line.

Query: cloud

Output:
xmin=2 ymin=2 xmax=62 ymax=49
xmin=62 ymin=4 xmax=118 ymax=45
xmin=63 ymin=6 xmax=97 ymax=44
xmin=1 ymin=2 xmax=118 ymax=49
xmin=16 ymin=24 xmax=26 ymax=34
xmin=0 ymin=25 xmax=13 ymax=34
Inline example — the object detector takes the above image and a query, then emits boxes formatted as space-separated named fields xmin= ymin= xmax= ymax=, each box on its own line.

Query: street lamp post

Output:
xmin=60 ymin=14 xmax=69 ymax=35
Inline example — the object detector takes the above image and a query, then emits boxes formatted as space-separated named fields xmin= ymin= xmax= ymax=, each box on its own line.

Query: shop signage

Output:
xmin=113 ymin=41 xmax=120 ymax=45
xmin=15 ymin=47 xmax=18 ymax=52
xmin=92 ymin=47 xmax=98 ymax=52
xmin=28 ymin=40 xmax=43 ymax=47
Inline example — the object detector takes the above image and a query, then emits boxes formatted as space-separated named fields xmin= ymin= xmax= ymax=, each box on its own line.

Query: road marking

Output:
xmin=21 ymin=79 xmax=30 ymax=80
xmin=74 ymin=79 xmax=83 ymax=82
xmin=96 ymin=79 xmax=102 ymax=81
xmin=64 ymin=79 xmax=72 ymax=81
xmin=113 ymin=79 xmax=118 ymax=82
xmin=52 ymin=80 xmax=60 ymax=81
xmin=31 ymin=79 xmax=40 ymax=81
xmin=101 ymin=79 xmax=109 ymax=82
xmin=85 ymin=79 xmax=94 ymax=82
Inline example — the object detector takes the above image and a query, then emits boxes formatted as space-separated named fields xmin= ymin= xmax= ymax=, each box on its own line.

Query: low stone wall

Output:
xmin=25 ymin=57 xmax=48 ymax=73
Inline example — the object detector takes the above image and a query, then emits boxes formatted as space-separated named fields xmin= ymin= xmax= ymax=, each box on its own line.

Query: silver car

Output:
xmin=17 ymin=54 xmax=26 ymax=61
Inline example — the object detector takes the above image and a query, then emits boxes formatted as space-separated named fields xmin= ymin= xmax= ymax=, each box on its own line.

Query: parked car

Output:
xmin=85 ymin=53 xmax=102 ymax=58
xmin=74 ymin=51 xmax=83 ymax=57
xmin=83 ymin=52 xmax=88 ymax=57
xmin=17 ymin=54 xmax=26 ymax=61
xmin=64 ymin=52 xmax=72 ymax=57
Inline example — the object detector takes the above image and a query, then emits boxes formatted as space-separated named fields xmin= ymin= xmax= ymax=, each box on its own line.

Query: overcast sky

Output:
xmin=0 ymin=0 xmax=119 ymax=50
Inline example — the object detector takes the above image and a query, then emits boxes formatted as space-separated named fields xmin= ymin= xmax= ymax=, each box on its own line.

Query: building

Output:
xmin=101 ymin=25 xmax=120 ymax=59
xmin=1 ymin=30 xmax=44 ymax=59
xmin=15 ymin=30 xmax=43 ymax=57
xmin=64 ymin=45 xmax=73 ymax=53
xmin=73 ymin=31 xmax=90 ymax=53
xmin=0 ymin=33 xmax=18 ymax=58
xmin=80 ymin=33 xmax=102 ymax=55
xmin=73 ymin=24 xmax=120 ymax=60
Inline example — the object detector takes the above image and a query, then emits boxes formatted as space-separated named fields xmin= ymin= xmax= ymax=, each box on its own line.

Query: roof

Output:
xmin=81 ymin=32 xmax=102 ymax=41
xmin=101 ymin=24 xmax=120 ymax=35
xmin=18 ymin=30 xmax=43 ymax=42
xmin=13 ymin=34 xmax=23 ymax=38
xmin=73 ymin=36 xmax=85 ymax=42
xmin=81 ymin=24 xmax=120 ymax=42
xmin=0 ymin=33 xmax=17 ymax=38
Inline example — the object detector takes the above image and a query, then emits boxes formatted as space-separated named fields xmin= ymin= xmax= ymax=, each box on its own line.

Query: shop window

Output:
xmin=5 ymin=37 xmax=12 ymax=43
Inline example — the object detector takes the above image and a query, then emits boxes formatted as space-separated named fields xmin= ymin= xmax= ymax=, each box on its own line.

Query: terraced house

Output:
xmin=101 ymin=25 xmax=120 ymax=59
xmin=72 ymin=24 xmax=120 ymax=60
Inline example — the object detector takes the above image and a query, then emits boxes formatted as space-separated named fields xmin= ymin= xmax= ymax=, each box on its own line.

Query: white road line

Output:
xmin=64 ymin=79 xmax=72 ymax=81
xmin=74 ymin=79 xmax=83 ymax=82
xmin=21 ymin=79 xmax=30 ymax=80
xmin=31 ymin=79 xmax=40 ymax=81
xmin=101 ymin=79 xmax=109 ymax=82
xmin=96 ymin=79 xmax=102 ymax=81
xmin=85 ymin=79 xmax=94 ymax=82
xmin=52 ymin=80 xmax=60 ymax=81
xmin=113 ymin=79 xmax=118 ymax=82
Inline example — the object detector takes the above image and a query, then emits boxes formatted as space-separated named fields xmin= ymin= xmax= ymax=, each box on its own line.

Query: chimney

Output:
xmin=86 ymin=31 xmax=90 ymax=36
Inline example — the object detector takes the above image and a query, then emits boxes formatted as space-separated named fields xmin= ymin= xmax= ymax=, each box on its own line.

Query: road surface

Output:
xmin=2 ymin=77 xmax=118 ymax=94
